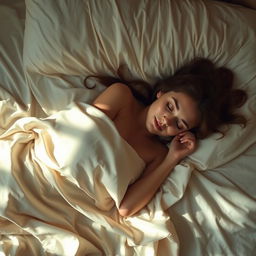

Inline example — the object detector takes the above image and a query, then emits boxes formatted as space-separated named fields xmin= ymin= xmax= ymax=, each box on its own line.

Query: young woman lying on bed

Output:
xmin=84 ymin=58 xmax=247 ymax=217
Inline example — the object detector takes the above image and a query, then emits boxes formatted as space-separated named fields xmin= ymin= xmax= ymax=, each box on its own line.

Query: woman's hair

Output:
xmin=84 ymin=58 xmax=247 ymax=139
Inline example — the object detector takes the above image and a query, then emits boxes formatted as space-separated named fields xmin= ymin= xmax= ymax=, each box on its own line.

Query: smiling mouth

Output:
xmin=154 ymin=117 xmax=162 ymax=131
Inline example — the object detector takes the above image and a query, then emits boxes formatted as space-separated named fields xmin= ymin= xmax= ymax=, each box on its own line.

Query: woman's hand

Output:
xmin=167 ymin=131 xmax=197 ymax=163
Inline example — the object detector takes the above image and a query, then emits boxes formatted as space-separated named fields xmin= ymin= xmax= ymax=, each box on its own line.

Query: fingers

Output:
xmin=179 ymin=137 xmax=194 ymax=145
xmin=178 ymin=131 xmax=195 ymax=138
xmin=177 ymin=132 xmax=197 ymax=151
xmin=178 ymin=131 xmax=196 ymax=143
xmin=170 ymin=132 xmax=197 ymax=161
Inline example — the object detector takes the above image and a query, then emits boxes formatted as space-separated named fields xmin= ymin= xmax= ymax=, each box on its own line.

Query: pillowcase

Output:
xmin=24 ymin=0 xmax=256 ymax=83
xmin=213 ymin=0 xmax=256 ymax=9
xmin=23 ymin=0 xmax=256 ymax=170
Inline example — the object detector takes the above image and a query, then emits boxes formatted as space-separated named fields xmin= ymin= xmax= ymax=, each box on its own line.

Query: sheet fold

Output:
xmin=0 ymin=102 xmax=179 ymax=255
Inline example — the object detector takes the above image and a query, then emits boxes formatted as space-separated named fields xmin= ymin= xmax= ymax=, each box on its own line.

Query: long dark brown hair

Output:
xmin=84 ymin=58 xmax=247 ymax=139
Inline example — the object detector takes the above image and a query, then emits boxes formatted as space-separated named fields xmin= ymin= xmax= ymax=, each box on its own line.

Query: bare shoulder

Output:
xmin=111 ymin=82 xmax=133 ymax=94
xmin=93 ymin=83 xmax=134 ymax=119
xmin=100 ymin=83 xmax=133 ymax=101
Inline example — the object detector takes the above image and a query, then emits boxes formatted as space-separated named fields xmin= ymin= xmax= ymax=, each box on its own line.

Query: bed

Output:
xmin=0 ymin=0 xmax=255 ymax=255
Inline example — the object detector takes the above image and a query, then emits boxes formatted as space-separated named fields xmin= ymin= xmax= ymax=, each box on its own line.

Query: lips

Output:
xmin=154 ymin=117 xmax=162 ymax=131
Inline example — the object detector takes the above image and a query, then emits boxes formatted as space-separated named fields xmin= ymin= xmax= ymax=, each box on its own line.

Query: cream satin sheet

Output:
xmin=0 ymin=2 xmax=180 ymax=254
xmin=0 ymin=98 xmax=180 ymax=255
xmin=1 ymin=0 xmax=256 ymax=255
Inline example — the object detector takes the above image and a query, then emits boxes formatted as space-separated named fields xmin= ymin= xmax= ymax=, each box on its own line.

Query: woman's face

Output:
xmin=146 ymin=91 xmax=201 ymax=137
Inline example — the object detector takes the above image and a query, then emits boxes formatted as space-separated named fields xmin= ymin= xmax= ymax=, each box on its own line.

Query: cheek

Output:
xmin=149 ymin=101 xmax=162 ymax=116
xmin=164 ymin=124 xmax=180 ymax=137
xmin=157 ymin=103 xmax=167 ymax=115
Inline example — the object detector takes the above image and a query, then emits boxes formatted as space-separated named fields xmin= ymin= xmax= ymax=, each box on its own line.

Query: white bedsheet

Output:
xmin=1 ymin=101 xmax=180 ymax=255
xmin=0 ymin=0 xmax=255 ymax=255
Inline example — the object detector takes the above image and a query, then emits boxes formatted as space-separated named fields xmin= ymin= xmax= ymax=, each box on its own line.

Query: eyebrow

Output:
xmin=171 ymin=96 xmax=190 ymax=129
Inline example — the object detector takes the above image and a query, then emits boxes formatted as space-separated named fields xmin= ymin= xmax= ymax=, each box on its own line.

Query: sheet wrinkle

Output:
xmin=1 ymin=0 xmax=256 ymax=255
xmin=1 ymin=102 xmax=177 ymax=254
xmin=113 ymin=1 xmax=143 ymax=75
xmin=85 ymin=103 xmax=146 ymax=167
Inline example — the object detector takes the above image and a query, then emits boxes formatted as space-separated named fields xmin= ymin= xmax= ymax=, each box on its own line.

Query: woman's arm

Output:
xmin=118 ymin=152 xmax=178 ymax=217
xmin=119 ymin=131 xmax=197 ymax=217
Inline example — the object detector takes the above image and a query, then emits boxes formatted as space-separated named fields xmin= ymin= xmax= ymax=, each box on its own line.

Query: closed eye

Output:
xmin=167 ymin=103 xmax=174 ymax=112
xmin=172 ymin=97 xmax=190 ymax=129
xmin=168 ymin=103 xmax=182 ymax=129
xmin=176 ymin=120 xmax=183 ymax=130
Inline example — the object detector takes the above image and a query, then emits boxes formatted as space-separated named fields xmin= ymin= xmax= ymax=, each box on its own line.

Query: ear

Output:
xmin=156 ymin=91 xmax=164 ymax=99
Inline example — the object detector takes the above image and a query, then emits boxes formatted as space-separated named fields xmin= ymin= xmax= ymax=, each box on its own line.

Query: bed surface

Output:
xmin=0 ymin=0 xmax=255 ymax=255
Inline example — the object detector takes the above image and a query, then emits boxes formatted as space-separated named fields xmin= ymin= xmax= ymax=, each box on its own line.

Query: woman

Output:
xmin=84 ymin=58 xmax=247 ymax=217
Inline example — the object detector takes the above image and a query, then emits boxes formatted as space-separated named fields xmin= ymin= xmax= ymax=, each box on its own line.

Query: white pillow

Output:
xmin=23 ymin=0 xmax=256 ymax=169
xmin=212 ymin=0 xmax=256 ymax=9
xmin=23 ymin=0 xmax=256 ymax=82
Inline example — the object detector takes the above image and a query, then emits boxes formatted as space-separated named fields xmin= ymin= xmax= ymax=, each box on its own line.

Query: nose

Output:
xmin=163 ymin=114 xmax=175 ymax=127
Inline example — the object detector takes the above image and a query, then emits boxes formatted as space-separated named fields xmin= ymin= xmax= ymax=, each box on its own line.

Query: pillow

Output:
xmin=23 ymin=0 xmax=256 ymax=169
xmin=212 ymin=0 xmax=256 ymax=9
xmin=24 ymin=0 xmax=256 ymax=83
xmin=0 ymin=3 xmax=28 ymax=105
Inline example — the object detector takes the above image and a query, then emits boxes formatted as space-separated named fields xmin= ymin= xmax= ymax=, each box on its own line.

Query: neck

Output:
xmin=135 ymin=104 xmax=153 ymax=138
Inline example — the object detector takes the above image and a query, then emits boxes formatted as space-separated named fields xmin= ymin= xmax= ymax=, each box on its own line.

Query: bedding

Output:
xmin=0 ymin=0 xmax=256 ymax=255
xmin=213 ymin=0 xmax=256 ymax=9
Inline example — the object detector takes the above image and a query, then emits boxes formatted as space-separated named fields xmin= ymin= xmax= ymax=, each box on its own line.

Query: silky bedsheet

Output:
xmin=0 ymin=100 xmax=180 ymax=255
xmin=0 ymin=1 xmax=180 ymax=255
xmin=1 ymin=0 xmax=256 ymax=255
